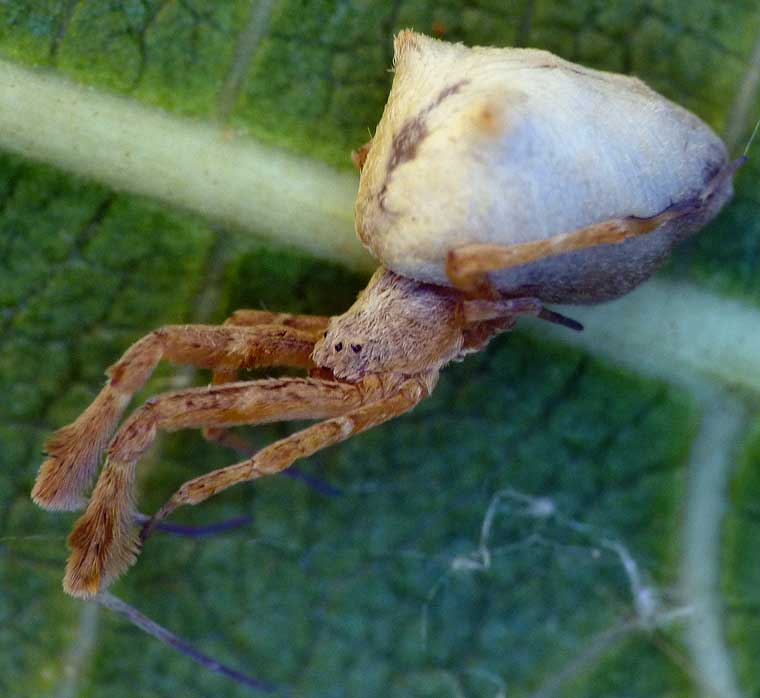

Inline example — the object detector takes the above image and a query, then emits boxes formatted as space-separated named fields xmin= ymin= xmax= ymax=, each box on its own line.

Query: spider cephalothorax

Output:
xmin=314 ymin=269 xmax=465 ymax=381
xmin=33 ymin=30 xmax=737 ymax=600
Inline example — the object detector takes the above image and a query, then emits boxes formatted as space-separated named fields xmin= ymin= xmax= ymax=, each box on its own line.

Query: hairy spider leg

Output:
xmin=446 ymin=159 xmax=741 ymax=296
xmin=32 ymin=323 xmax=321 ymax=512
xmin=146 ymin=373 xmax=435 ymax=536
xmin=223 ymin=309 xmax=330 ymax=334
xmin=199 ymin=312 xmax=339 ymax=497
xmin=202 ymin=310 xmax=329 ymax=452
xmin=63 ymin=373 xmax=413 ymax=598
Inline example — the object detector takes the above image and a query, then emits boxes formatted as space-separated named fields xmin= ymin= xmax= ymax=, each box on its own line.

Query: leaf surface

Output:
xmin=1 ymin=2 xmax=759 ymax=697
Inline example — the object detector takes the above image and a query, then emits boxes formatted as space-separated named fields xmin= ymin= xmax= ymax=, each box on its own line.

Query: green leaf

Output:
xmin=1 ymin=2 xmax=759 ymax=697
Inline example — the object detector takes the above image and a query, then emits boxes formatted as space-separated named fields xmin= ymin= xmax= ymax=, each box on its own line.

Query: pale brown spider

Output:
xmin=31 ymin=30 xmax=741 ymax=600
xmin=31 ymin=156 xmax=733 ymax=599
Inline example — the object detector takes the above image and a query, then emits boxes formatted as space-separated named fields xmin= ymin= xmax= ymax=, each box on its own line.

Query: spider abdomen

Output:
xmin=355 ymin=30 xmax=732 ymax=304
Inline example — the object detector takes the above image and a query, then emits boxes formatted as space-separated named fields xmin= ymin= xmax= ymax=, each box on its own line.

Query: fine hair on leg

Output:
xmin=32 ymin=323 xmax=321 ymax=511
xmin=63 ymin=374 xmax=398 ymax=597
xmin=146 ymin=375 xmax=436 ymax=530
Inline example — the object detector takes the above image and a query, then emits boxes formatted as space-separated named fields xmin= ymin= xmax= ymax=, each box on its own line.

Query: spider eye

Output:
xmin=351 ymin=344 xmax=362 ymax=353
xmin=334 ymin=342 xmax=343 ymax=352
xmin=323 ymin=331 xmax=328 ymax=338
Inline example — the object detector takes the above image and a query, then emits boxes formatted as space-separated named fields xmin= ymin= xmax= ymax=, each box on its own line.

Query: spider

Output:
xmin=32 ymin=30 xmax=738 ymax=599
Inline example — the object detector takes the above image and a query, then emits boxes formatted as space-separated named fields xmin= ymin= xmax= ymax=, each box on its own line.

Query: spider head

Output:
xmin=312 ymin=323 xmax=372 ymax=382
xmin=311 ymin=268 xmax=464 ymax=382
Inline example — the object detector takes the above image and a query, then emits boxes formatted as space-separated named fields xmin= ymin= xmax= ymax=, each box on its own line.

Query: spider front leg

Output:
xmin=63 ymin=373 xmax=412 ymax=598
xmin=221 ymin=308 xmax=330 ymax=334
xmin=202 ymin=309 xmax=329 ymax=452
xmin=32 ymin=322 xmax=321 ymax=511
xmin=146 ymin=373 xmax=436 ymax=534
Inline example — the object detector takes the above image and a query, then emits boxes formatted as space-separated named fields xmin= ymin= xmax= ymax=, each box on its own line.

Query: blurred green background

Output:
xmin=1 ymin=2 xmax=759 ymax=697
